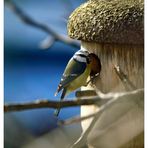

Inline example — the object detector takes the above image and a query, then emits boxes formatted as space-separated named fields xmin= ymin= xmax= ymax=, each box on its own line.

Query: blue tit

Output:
xmin=54 ymin=49 xmax=101 ymax=116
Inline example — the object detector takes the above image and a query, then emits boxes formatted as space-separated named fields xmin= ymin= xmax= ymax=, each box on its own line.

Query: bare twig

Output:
xmin=4 ymin=96 xmax=110 ymax=112
xmin=39 ymin=36 xmax=55 ymax=49
xmin=58 ymin=113 xmax=97 ymax=126
xmin=114 ymin=65 xmax=137 ymax=91
xmin=75 ymin=90 xmax=97 ymax=98
xmin=70 ymin=88 xmax=144 ymax=148
xmin=59 ymin=88 xmax=144 ymax=126
xmin=6 ymin=0 xmax=80 ymax=49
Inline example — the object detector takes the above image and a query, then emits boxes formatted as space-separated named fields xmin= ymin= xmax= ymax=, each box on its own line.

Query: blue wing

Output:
xmin=55 ymin=58 xmax=86 ymax=94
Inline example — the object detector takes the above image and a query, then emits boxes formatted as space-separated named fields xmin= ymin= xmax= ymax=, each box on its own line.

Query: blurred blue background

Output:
xmin=4 ymin=0 xmax=85 ymax=138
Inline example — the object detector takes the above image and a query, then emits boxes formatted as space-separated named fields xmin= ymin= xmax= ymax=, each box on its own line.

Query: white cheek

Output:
xmin=73 ymin=56 xmax=87 ymax=63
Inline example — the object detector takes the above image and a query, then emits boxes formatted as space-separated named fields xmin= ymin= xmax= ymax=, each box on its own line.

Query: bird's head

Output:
xmin=73 ymin=49 xmax=89 ymax=63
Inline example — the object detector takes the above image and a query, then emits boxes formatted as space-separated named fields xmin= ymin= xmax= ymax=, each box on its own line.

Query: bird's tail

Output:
xmin=54 ymin=88 xmax=67 ymax=116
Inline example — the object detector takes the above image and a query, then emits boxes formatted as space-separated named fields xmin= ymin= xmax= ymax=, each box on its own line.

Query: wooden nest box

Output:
xmin=68 ymin=0 xmax=144 ymax=93
xmin=67 ymin=0 xmax=144 ymax=148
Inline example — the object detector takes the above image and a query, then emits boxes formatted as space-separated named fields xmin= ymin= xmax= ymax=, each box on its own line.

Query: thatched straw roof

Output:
xmin=67 ymin=0 xmax=144 ymax=44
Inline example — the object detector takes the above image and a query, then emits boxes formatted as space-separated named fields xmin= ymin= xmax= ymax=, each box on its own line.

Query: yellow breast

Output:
xmin=67 ymin=66 xmax=91 ymax=93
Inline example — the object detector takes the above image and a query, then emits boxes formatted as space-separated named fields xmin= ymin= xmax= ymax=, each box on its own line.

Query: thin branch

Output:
xmin=59 ymin=88 xmax=144 ymax=126
xmin=114 ymin=65 xmax=137 ymax=91
xmin=75 ymin=90 xmax=97 ymax=98
xmin=70 ymin=88 xmax=144 ymax=148
xmin=4 ymin=96 xmax=110 ymax=112
xmin=39 ymin=36 xmax=55 ymax=49
xmin=58 ymin=113 xmax=97 ymax=126
xmin=6 ymin=0 xmax=80 ymax=49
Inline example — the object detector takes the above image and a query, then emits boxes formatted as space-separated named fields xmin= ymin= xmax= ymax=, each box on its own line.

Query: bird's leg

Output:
xmin=85 ymin=73 xmax=100 ymax=86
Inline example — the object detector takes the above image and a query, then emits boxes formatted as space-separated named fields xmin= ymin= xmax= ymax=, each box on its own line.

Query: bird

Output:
xmin=54 ymin=48 xmax=101 ymax=116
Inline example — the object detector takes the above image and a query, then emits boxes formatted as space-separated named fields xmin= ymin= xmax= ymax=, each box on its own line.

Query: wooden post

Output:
xmin=81 ymin=42 xmax=144 ymax=93
xmin=67 ymin=0 xmax=144 ymax=147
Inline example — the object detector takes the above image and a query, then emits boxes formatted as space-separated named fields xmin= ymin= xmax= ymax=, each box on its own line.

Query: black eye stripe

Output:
xmin=75 ymin=54 xmax=87 ymax=58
